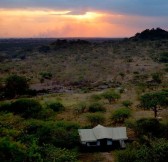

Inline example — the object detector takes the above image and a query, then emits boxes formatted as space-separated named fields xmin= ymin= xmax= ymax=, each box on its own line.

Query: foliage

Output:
xmin=135 ymin=118 xmax=161 ymax=138
xmin=24 ymin=120 xmax=80 ymax=149
xmin=41 ymin=145 xmax=78 ymax=162
xmin=10 ymin=98 xmax=42 ymax=118
xmin=140 ymin=91 xmax=168 ymax=117
xmin=90 ymin=94 xmax=102 ymax=101
xmin=0 ymin=137 xmax=26 ymax=162
xmin=39 ymin=72 xmax=52 ymax=80
xmin=74 ymin=101 xmax=87 ymax=114
xmin=102 ymin=90 xmax=120 ymax=104
xmin=87 ymin=113 xmax=105 ymax=126
xmin=0 ymin=101 xmax=11 ymax=112
xmin=151 ymin=72 xmax=162 ymax=84
xmin=122 ymin=100 xmax=133 ymax=108
xmin=111 ymin=108 xmax=131 ymax=123
xmin=116 ymin=139 xmax=168 ymax=162
xmin=4 ymin=75 xmax=29 ymax=98
xmin=88 ymin=102 xmax=106 ymax=112
xmin=46 ymin=101 xmax=65 ymax=112
xmin=158 ymin=52 xmax=168 ymax=63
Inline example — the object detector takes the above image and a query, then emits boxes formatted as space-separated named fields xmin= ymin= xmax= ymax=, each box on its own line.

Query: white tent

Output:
xmin=78 ymin=125 xmax=128 ymax=148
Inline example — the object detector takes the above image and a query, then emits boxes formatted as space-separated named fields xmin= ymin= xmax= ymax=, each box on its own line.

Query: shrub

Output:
xmin=158 ymin=52 xmax=168 ymax=63
xmin=74 ymin=101 xmax=87 ymax=114
xmin=136 ymin=118 xmax=161 ymax=138
xmin=41 ymin=145 xmax=78 ymax=162
xmin=122 ymin=100 xmax=133 ymax=108
xmin=39 ymin=72 xmax=52 ymax=80
xmin=87 ymin=113 xmax=105 ymax=126
xmin=0 ymin=101 xmax=11 ymax=112
xmin=88 ymin=102 xmax=106 ymax=112
xmin=90 ymin=94 xmax=102 ymax=101
xmin=151 ymin=72 xmax=162 ymax=84
xmin=116 ymin=139 xmax=168 ymax=162
xmin=25 ymin=120 xmax=80 ymax=149
xmin=116 ymin=147 xmax=137 ymax=162
xmin=4 ymin=75 xmax=29 ymax=98
xmin=111 ymin=108 xmax=131 ymax=123
xmin=10 ymin=98 xmax=42 ymax=118
xmin=46 ymin=101 xmax=65 ymax=112
xmin=102 ymin=90 xmax=120 ymax=104
xmin=0 ymin=137 xmax=26 ymax=162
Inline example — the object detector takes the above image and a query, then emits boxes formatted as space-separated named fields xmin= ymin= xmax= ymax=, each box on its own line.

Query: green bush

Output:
xmin=102 ymin=90 xmax=120 ymax=104
xmin=116 ymin=147 xmax=137 ymax=162
xmin=158 ymin=52 xmax=168 ymax=63
xmin=4 ymin=75 xmax=29 ymax=98
xmin=0 ymin=137 xmax=26 ymax=162
xmin=39 ymin=72 xmax=52 ymax=80
xmin=0 ymin=101 xmax=11 ymax=112
xmin=122 ymin=100 xmax=133 ymax=108
xmin=74 ymin=101 xmax=87 ymax=114
xmin=41 ymin=145 xmax=78 ymax=162
xmin=116 ymin=139 xmax=168 ymax=162
xmin=90 ymin=94 xmax=102 ymax=101
xmin=136 ymin=118 xmax=161 ymax=138
xmin=88 ymin=102 xmax=106 ymax=112
xmin=46 ymin=101 xmax=65 ymax=112
xmin=87 ymin=113 xmax=105 ymax=126
xmin=10 ymin=98 xmax=42 ymax=118
xmin=25 ymin=120 xmax=80 ymax=149
xmin=111 ymin=108 xmax=131 ymax=123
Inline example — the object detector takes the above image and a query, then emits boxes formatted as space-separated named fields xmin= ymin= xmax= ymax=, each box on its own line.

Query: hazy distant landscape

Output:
xmin=0 ymin=28 xmax=168 ymax=162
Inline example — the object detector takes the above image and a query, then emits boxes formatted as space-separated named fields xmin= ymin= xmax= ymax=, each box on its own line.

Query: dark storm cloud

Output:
xmin=0 ymin=0 xmax=168 ymax=16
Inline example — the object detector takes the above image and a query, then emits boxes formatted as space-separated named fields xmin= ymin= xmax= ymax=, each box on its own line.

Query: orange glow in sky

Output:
xmin=0 ymin=9 xmax=145 ymax=38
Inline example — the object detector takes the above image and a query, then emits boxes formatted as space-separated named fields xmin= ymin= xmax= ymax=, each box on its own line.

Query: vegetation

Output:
xmin=122 ymin=100 xmax=133 ymax=108
xmin=46 ymin=101 xmax=65 ymax=112
xmin=111 ymin=108 xmax=131 ymax=123
xmin=4 ymin=75 xmax=29 ymax=98
xmin=102 ymin=90 xmax=121 ymax=104
xmin=140 ymin=91 xmax=168 ymax=117
xmin=116 ymin=139 xmax=168 ymax=162
xmin=87 ymin=113 xmax=105 ymax=126
xmin=10 ymin=98 xmax=42 ymax=118
xmin=0 ymin=29 xmax=168 ymax=161
xmin=88 ymin=102 xmax=106 ymax=112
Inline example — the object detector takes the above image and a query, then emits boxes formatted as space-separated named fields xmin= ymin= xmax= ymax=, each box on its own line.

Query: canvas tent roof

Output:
xmin=78 ymin=125 xmax=128 ymax=142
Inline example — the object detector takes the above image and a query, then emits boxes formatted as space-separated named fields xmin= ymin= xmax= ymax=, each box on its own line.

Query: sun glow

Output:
xmin=65 ymin=12 xmax=103 ymax=20
xmin=0 ymin=8 xmax=138 ymax=38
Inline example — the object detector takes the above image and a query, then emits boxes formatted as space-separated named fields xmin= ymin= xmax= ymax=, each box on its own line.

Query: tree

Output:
xmin=4 ymin=75 xmax=29 ymax=98
xmin=140 ymin=91 xmax=168 ymax=118
xmin=102 ymin=90 xmax=120 ymax=104
xmin=111 ymin=108 xmax=131 ymax=123
xmin=10 ymin=98 xmax=42 ymax=118
xmin=136 ymin=118 xmax=161 ymax=138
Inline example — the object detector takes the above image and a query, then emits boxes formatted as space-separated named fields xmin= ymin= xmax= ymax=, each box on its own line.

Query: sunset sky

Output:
xmin=0 ymin=0 xmax=168 ymax=38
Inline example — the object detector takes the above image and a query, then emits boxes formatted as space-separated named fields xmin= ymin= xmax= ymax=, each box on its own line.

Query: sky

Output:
xmin=0 ymin=0 xmax=168 ymax=38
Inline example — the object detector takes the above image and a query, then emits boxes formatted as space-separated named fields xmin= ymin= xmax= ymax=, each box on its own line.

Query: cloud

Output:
xmin=0 ymin=1 xmax=168 ymax=38
xmin=0 ymin=0 xmax=168 ymax=17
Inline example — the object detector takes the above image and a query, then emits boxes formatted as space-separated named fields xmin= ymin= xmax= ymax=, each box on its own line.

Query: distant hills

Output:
xmin=130 ymin=28 xmax=168 ymax=40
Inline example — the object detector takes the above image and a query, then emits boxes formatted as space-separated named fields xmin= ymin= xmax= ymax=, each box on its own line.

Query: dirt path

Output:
xmin=101 ymin=152 xmax=114 ymax=162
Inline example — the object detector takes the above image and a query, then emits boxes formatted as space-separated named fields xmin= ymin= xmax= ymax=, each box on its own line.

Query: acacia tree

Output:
xmin=111 ymin=108 xmax=131 ymax=123
xmin=102 ymin=90 xmax=120 ymax=104
xmin=140 ymin=91 xmax=168 ymax=118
